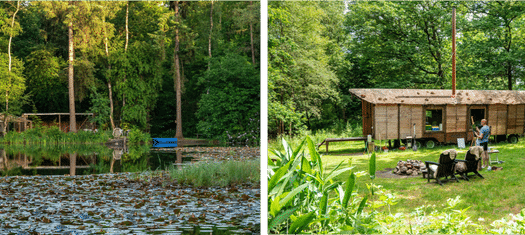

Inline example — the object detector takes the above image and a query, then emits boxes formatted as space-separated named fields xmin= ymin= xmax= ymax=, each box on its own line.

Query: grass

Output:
xmin=0 ymin=126 xmax=113 ymax=144
xmin=168 ymin=159 xmax=260 ymax=187
xmin=307 ymin=138 xmax=525 ymax=226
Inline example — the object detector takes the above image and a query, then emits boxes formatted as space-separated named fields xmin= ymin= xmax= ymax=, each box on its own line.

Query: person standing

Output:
xmin=478 ymin=119 xmax=490 ymax=168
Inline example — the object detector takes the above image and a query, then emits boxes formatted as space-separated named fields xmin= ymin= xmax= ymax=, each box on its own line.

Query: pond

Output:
xmin=0 ymin=144 xmax=260 ymax=234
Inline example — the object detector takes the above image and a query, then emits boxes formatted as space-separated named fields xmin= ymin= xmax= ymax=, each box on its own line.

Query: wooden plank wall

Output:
xmin=375 ymin=105 xmax=387 ymax=140
xmin=399 ymin=105 xmax=412 ymax=138
xmin=399 ymin=105 xmax=423 ymax=139
xmin=374 ymin=104 xmax=398 ymax=140
xmin=413 ymin=106 xmax=424 ymax=138
xmin=457 ymin=105 xmax=467 ymax=132
xmin=446 ymin=105 xmax=467 ymax=133
xmin=507 ymin=105 xmax=524 ymax=135
xmin=489 ymin=104 xmax=507 ymax=135
xmin=446 ymin=105 xmax=457 ymax=132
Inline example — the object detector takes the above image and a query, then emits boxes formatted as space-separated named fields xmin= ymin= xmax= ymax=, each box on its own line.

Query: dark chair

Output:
xmin=425 ymin=149 xmax=459 ymax=186
xmin=455 ymin=146 xmax=484 ymax=181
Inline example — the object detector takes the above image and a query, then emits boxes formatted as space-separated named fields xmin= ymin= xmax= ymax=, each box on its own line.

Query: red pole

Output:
xmin=452 ymin=8 xmax=456 ymax=98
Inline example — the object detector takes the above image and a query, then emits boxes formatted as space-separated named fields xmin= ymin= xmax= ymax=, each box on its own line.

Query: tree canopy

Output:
xmin=0 ymin=1 xmax=259 ymax=141
xmin=269 ymin=1 xmax=525 ymax=137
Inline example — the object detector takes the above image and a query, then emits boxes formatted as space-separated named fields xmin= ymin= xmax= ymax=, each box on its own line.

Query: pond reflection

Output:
xmin=1 ymin=144 xmax=260 ymax=176
xmin=0 ymin=144 xmax=184 ymax=176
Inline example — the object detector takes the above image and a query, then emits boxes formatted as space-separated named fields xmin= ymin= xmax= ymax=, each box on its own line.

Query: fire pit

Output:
xmin=393 ymin=160 xmax=426 ymax=176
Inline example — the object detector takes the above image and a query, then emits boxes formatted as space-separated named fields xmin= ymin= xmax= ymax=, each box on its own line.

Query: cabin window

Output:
xmin=471 ymin=109 xmax=485 ymax=128
xmin=425 ymin=109 xmax=443 ymax=131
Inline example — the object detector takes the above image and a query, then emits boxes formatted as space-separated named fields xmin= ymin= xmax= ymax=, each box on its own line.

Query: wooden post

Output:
xmin=59 ymin=114 xmax=61 ymax=131
xmin=326 ymin=141 xmax=329 ymax=153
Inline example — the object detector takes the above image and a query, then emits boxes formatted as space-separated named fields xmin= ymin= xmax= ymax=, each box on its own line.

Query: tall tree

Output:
xmin=67 ymin=1 xmax=76 ymax=132
xmin=172 ymin=1 xmax=183 ymax=139
xmin=0 ymin=1 xmax=22 ymax=134
xmin=268 ymin=1 xmax=340 ymax=135
xmin=463 ymin=1 xmax=525 ymax=90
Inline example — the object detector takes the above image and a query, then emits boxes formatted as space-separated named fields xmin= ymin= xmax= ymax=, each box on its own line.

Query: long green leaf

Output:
xmin=305 ymin=136 xmax=317 ymax=162
xmin=280 ymin=183 xmax=308 ymax=207
xmin=301 ymin=156 xmax=312 ymax=175
xmin=288 ymin=212 xmax=316 ymax=234
xmin=282 ymin=137 xmax=293 ymax=162
xmin=342 ymin=172 xmax=356 ymax=209
xmin=268 ymin=160 xmax=292 ymax=192
xmin=357 ymin=195 xmax=368 ymax=216
xmin=268 ymin=206 xmax=299 ymax=231
xmin=292 ymin=138 xmax=306 ymax=160
xmin=369 ymin=152 xmax=376 ymax=180
xmin=270 ymin=196 xmax=281 ymax=217
xmin=319 ymin=191 xmax=328 ymax=216
xmin=324 ymin=167 xmax=351 ymax=184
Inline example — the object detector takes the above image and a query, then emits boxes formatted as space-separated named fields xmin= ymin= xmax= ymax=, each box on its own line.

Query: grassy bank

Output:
xmin=169 ymin=160 xmax=260 ymax=187
xmin=1 ymin=126 xmax=113 ymax=144
xmin=0 ymin=126 xmax=152 ymax=145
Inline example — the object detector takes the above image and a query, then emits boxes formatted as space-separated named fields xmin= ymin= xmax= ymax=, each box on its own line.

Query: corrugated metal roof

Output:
xmin=349 ymin=89 xmax=525 ymax=105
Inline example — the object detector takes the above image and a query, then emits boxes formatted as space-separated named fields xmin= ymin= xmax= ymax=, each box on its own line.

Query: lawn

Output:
xmin=314 ymin=139 xmax=525 ymax=226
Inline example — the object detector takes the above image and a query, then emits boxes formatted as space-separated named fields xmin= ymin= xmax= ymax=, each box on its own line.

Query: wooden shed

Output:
xmin=350 ymin=89 xmax=525 ymax=147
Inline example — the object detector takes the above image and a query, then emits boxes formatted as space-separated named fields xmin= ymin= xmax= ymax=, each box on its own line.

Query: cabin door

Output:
xmin=470 ymin=107 xmax=486 ymax=128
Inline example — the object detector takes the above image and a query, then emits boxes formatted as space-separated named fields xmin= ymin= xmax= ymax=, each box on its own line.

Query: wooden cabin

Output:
xmin=350 ymin=89 xmax=525 ymax=147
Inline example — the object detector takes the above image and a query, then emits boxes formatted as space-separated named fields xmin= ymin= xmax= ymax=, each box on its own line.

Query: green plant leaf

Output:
xmin=268 ymin=159 xmax=293 ymax=192
xmin=280 ymin=183 xmax=308 ymax=207
xmin=357 ymin=195 xmax=368 ymax=216
xmin=324 ymin=167 xmax=352 ymax=184
xmin=268 ymin=206 xmax=299 ymax=231
xmin=369 ymin=152 xmax=376 ymax=180
xmin=343 ymin=172 xmax=356 ymax=209
xmin=270 ymin=196 xmax=281 ymax=217
xmin=320 ymin=191 xmax=328 ymax=216
xmin=288 ymin=212 xmax=316 ymax=234
xmin=306 ymin=136 xmax=321 ymax=163
xmin=282 ymin=137 xmax=293 ymax=162
xmin=301 ymin=156 xmax=312 ymax=175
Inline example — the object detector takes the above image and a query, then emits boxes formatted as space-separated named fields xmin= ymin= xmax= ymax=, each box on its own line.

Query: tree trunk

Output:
xmin=174 ymin=1 xmax=183 ymax=139
xmin=123 ymin=1 xmax=129 ymax=109
xmin=3 ymin=1 xmax=20 ymax=135
xmin=104 ymin=19 xmax=115 ymax=130
xmin=68 ymin=1 xmax=77 ymax=133
xmin=208 ymin=0 xmax=213 ymax=70
xmin=249 ymin=1 xmax=255 ymax=65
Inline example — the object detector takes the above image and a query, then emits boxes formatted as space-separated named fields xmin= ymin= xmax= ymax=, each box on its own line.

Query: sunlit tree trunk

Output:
xmin=104 ymin=18 xmax=115 ymax=130
xmin=123 ymin=1 xmax=129 ymax=108
xmin=3 ymin=1 xmax=20 ymax=135
xmin=68 ymin=1 xmax=77 ymax=133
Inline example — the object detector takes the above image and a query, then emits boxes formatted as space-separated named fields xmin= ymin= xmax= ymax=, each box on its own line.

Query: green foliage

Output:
xmin=268 ymin=136 xmax=377 ymax=234
xmin=168 ymin=159 xmax=260 ymax=187
xmin=88 ymin=86 xmax=110 ymax=127
xmin=127 ymin=127 xmax=151 ymax=145
xmin=0 ymin=125 xmax=111 ymax=144
xmin=196 ymin=53 xmax=259 ymax=140
xmin=0 ymin=53 xmax=25 ymax=109
xmin=268 ymin=1 xmax=342 ymax=136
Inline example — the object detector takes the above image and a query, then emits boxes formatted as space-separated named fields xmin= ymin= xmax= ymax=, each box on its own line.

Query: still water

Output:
xmin=0 ymin=144 xmax=260 ymax=234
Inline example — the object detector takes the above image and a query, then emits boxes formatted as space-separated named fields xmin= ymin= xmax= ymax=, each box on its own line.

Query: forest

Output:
xmin=0 ymin=1 xmax=260 ymax=141
xmin=269 ymin=1 xmax=525 ymax=137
